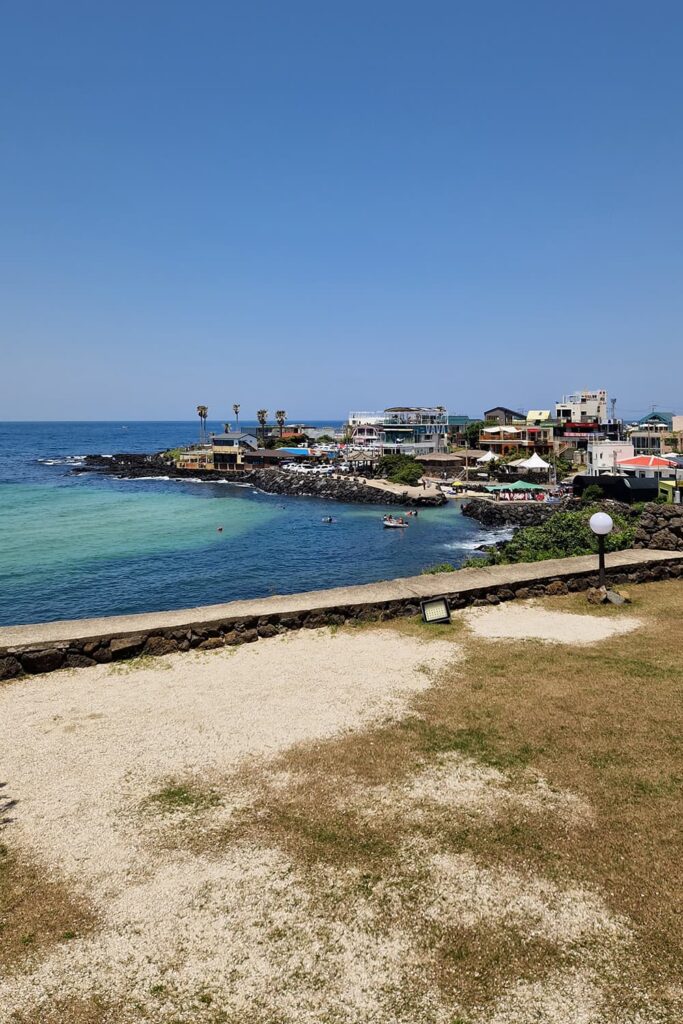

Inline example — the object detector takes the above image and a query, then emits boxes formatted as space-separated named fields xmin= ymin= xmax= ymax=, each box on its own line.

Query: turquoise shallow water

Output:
xmin=0 ymin=422 xmax=503 ymax=626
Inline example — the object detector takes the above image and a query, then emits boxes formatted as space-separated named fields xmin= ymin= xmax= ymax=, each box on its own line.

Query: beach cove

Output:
xmin=0 ymin=422 xmax=505 ymax=626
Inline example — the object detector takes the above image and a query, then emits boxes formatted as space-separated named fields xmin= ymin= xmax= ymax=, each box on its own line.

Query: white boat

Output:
xmin=383 ymin=518 xmax=408 ymax=528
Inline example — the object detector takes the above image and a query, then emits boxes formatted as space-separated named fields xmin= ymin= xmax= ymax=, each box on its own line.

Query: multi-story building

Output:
xmin=479 ymin=422 xmax=554 ymax=456
xmin=555 ymin=390 xmax=608 ymax=424
xmin=586 ymin=441 xmax=635 ymax=476
xmin=627 ymin=413 xmax=674 ymax=455
xmin=483 ymin=406 xmax=525 ymax=426
xmin=380 ymin=407 xmax=448 ymax=456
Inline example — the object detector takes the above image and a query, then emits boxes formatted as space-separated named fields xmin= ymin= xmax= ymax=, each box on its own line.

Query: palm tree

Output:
xmin=257 ymin=409 xmax=268 ymax=447
xmin=233 ymin=403 xmax=240 ymax=429
xmin=275 ymin=409 xmax=287 ymax=438
xmin=196 ymin=405 xmax=208 ymax=443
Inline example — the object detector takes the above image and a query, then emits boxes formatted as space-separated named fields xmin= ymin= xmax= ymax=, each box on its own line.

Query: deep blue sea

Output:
xmin=0 ymin=421 xmax=504 ymax=626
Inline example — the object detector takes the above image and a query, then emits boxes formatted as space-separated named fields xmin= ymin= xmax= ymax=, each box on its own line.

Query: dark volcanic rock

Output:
xmin=65 ymin=653 xmax=97 ymax=669
xmin=241 ymin=469 xmax=446 ymax=506
xmin=0 ymin=656 xmax=23 ymax=680
xmin=110 ymin=635 xmax=145 ymax=659
xmin=461 ymin=498 xmax=566 ymax=528
xmin=21 ymin=649 xmax=64 ymax=674
xmin=634 ymin=506 xmax=683 ymax=552
xmin=143 ymin=635 xmax=178 ymax=657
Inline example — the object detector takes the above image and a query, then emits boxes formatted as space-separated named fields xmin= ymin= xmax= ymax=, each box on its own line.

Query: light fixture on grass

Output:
xmin=420 ymin=597 xmax=451 ymax=624
xmin=589 ymin=511 xmax=614 ymax=587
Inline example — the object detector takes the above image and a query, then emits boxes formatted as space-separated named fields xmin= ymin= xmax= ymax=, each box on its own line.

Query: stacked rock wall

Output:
xmin=2 ymin=555 xmax=682 ymax=682
xmin=633 ymin=505 xmax=683 ymax=552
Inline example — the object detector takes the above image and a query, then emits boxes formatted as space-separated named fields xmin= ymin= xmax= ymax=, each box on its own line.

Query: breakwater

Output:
xmin=241 ymin=469 xmax=446 ymax=506
xmin=75 ymin=454 xmax=447 ymax=506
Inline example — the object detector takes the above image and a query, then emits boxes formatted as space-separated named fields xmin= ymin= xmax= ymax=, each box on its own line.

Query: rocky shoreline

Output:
xmin=74 ymin=453 xmax=447 ymax=506
xmin=460 ymin=497 xmax=566 ymax=527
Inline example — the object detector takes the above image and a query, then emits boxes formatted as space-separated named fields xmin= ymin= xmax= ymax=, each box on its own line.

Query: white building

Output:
xmin=616 ymin=455 xmax=680 ymax=481
xmin=556 ymin=390 xmax=608 ymax=424
xmin=586 ymin=440 xmax=634 ymax=476
xmin=381 ymin=406 xmax=448 ymax=456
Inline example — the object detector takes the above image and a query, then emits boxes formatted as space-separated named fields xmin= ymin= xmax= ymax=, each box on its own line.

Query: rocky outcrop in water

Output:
xmin=460 ymin=498 xmax=564 ymax=527
xmin=74 ymin=452 xmax=185 ymax=477
xmin=73 ymin=455 xmax=446 ymax=506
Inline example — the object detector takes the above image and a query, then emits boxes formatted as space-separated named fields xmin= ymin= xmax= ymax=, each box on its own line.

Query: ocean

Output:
xmin=0 ymin=421 xmax=508 ymax=626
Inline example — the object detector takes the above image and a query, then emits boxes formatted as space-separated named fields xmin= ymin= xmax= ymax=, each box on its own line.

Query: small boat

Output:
xmin=383 ymin=516 xmax=408 ymax=529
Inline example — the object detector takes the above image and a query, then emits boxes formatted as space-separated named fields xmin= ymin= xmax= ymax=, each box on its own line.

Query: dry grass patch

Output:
xmin=8 ymin=995 xmax=120 ymax=1024
xmin=0 ymin=840 xmax=96 ymax=973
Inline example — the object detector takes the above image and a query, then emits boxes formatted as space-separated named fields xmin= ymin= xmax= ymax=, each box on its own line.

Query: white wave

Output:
xmin=444 ymin=527 xmax=514 ymax=551
xmin=118 ymin=475 xmax=171 ymax=481
xmin=37 ymin=455 xmax=86 ymax=466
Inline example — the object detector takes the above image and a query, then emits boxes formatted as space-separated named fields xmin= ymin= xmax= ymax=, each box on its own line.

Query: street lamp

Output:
xmin=589 ymin=512 xmax=613 ymax=587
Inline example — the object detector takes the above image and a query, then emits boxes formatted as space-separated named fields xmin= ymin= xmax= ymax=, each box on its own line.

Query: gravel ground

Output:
xmin=462 ymin=603 xmax=641 ymax=644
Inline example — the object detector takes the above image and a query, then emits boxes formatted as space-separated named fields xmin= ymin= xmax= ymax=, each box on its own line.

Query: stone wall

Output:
xmin=2 ymin=554 xmax=681 ymax=682
xmin=633 ymin=505 xmax=683 ymax=552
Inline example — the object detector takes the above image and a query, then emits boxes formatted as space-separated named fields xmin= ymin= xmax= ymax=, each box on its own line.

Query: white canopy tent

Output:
xmin=517 ymin=452 xmax=551 ymax=470
xmin=481 ymin=426 xmax=520 ymax=434
xmin=476 ymin=450 xmax=499 ymax=463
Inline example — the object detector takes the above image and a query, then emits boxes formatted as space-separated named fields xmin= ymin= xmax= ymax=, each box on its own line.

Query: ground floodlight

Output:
xmin=420 ymin=598 xmax=451 ymax=624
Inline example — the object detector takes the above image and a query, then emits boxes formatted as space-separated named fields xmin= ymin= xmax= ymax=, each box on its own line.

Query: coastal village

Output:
xmin=170 ymin=390 xmax=683 ymax=505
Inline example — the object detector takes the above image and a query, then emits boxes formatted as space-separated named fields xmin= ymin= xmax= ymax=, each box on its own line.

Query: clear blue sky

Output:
xmin=2 ymin=0 xmax=681 ymax=422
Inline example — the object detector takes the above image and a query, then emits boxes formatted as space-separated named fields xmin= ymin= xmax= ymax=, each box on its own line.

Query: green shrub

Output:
xmin=376 ymin=455 xmax=423 ymax=487
xmin=581 ymin=483 xmax=605 ymax=503
xmin=469 ymin=504 xmax=637 ymax=567
xmin=422 ymin=562 xmax=456 ymax=574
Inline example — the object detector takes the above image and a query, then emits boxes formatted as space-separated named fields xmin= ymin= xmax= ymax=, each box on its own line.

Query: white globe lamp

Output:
xmin=589 ymin=512 xmax=613 ymax=536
